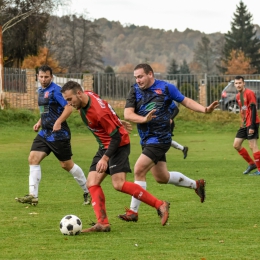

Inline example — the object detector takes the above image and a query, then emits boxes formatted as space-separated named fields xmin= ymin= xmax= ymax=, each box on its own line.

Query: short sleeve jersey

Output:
xmin=236 ymin=88 xmax=260 ymax=127
xmin=79 ymin=91 xmax=130 ymax=149
xmin=125 ymin=79 xmax=185 ymax=145
xmin=38 ymin=82 xmax=70 ymax=141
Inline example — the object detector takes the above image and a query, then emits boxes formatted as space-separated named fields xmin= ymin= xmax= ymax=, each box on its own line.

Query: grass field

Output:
xmin=0 ymin=109 xmax=260 ymax=260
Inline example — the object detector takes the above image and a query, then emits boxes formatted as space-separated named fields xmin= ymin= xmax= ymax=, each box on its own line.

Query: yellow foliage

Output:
xmin=21 ymin=47 xmax=67 ymax=73
xmin=225 ymin=50 xmax=257 ymax=75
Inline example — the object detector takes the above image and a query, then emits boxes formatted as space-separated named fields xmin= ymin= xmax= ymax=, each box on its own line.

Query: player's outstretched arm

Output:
xmin=121 ymin=120 xmax=133 ymax=134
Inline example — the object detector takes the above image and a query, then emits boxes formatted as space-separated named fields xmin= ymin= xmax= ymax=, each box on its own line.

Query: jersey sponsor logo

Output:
xmin=154 ymin=89 xmax=162 ymax=95
xmin=44 ymin=92 xmax=49 ymax=98
xmin=241 ymin=105 xmax=247 ymax=110
xmin=145 ymin=102 xmax=156 ymax=111
xmin=137 ymin=191 xmax=143 ymax=200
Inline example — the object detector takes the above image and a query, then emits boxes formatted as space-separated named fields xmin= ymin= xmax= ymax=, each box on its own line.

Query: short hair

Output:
xmin=134 ymin=63 xmax=154 ymax=75
xmin=235 ymin=75 xmax=244 ymax=82
xmin=38 ymin=65 xmax=53 ymax=75
xmin=61 ymin=80 xmax=83 ymax=94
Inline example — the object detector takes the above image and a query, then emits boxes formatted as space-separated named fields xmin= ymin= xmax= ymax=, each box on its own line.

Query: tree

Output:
xmin=225 ymin=50 xmax=257 ymax=75
xmin=104 ymin=66 xmax=114 ymax=73
xmin=0 ymin=0 xmax=68 ymax=67
xmin=193 ymin=36 xmax=215 ymax=74
xmin=21 ymin=46 xmax=67 ymax=73
xmin=180 ymin=59 xmax=190 ymax=74
xmin=45 ymin=15 xmax=104 ymax=73
xmin=167 ymin=59 xmax=179 ymax=75
xmin=224 ymin=1 xmax=260 ymax=72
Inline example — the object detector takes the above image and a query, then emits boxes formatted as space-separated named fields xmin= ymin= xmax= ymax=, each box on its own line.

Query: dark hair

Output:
xmin=134 ymin=63 xmax=154 ymax=75
xmin=38 ymin=65 xmax=53 ymax=75
xmin=235 ymin=75 xmax=244 ymax=82
xmin=61 ymin=81 xmax=83 ymax=94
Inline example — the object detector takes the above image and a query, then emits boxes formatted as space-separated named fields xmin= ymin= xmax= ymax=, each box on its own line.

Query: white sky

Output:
xmin=57 ymin=0 xmax=260 ymax=34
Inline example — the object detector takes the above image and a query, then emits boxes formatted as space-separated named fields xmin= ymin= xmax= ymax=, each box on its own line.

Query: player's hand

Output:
xmin=96 ymin=158 xmax=108 ymax=173
xmin=205 ymin=101 xmax=219 ymax=113
xmin=33 ymin=123 xmax=41 ymax=132
xmin=143 ymin=109 xmax=156 ymax=123
xmin=52 ymin=122 xmax=61 ymax=132
xmin=121 ymin=120 xmax=132 ymax=134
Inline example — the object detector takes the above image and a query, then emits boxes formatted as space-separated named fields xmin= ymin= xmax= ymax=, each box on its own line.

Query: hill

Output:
xmin=92 ymin=18 xmax=224 ymax=70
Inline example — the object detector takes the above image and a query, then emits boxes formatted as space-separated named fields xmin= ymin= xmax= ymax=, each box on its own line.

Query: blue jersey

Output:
xmin=38 ymin=82 xmax=70 ymax=141
xmin=125 ymin=79 xmax=185 ymax=145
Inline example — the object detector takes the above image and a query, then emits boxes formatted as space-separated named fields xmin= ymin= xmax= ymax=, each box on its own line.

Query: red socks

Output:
xmin=121 ymin=181 xmax=162 ymax=209
xmin=253 ymin=151 xmax=260 ymax=170
xmin=89 ymin=185 xmax=109 ymax=224
xmin=238 ymin=148 xmax=255 ymax=165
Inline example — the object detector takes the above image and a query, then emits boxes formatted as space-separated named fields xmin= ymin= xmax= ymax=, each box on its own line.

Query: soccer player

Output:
xmin=233 ymin=75 xmax=260 ymax=175
xmin=61 ymin=81 xmax=170 ymax=232
xmin=118 ymin=63 xmax=218 ymax=222
xmin=169 ymin=101 xmax=188 ymax=159
xmin=15 ymin=65 xmax=91 ymax=206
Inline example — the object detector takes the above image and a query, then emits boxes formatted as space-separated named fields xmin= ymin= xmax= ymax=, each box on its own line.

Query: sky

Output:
xmin=57 ymin=0 xmax=260 ymax=34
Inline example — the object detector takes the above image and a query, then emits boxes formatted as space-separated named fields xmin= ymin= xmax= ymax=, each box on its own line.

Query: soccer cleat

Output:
xmin=15 ymin=195 xmax=38 ymax=206
xmin=118 ymin=208 xmax=138 ymax=222
xmin=243 ymin=164 xmax=257 ymax=174
xmin=83 ymin=192 xmax=92 ymax=205
xmin=249 ymin=170 xmax=260 ymax=176
xmin=182 ymin=146 xmax=188 ymax=159
xmin=157 ymin=201 xmax=170 ymax=226
xmin=195 ymin=179 xmax=206 ymax=203
xmin=81 ymin=223 xmax=111 ymax=233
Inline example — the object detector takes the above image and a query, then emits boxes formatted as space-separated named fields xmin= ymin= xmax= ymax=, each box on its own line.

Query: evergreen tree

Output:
xmin=224 ymin=1 xmax=260 ymax=73
xmin=194 ymin=36 xmax=214 ymax=74
xmin=180 ymin=59 xmax=190 ymax=74
xmin=167 ymin=59 xmax=179 ymax=74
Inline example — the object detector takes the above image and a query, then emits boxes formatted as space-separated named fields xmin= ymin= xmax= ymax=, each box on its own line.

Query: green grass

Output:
xmin=1 ymin=109 xmax=260 ymax=260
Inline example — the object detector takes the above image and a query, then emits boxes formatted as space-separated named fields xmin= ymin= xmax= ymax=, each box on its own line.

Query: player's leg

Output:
xmin=171 ymin=140 xmax=188 ymax=159
xmin=82 ymin=170 xmax=110 ymax=232
xmin=15 ymin=135 xmax=48 ymax=206
xmin=54 ymin=139 xmax=91 ymax=204
xmin=248 ymin=125 xmax=260 ymax=175
xmin=234 ymin=127 xmax=256 ymax=174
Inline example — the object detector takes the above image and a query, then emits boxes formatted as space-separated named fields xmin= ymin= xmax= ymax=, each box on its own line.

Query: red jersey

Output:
xmin=79 ymin=91 xmax=130 ymax=149
xmin=236 ymin=88 xmax=260 ymax=127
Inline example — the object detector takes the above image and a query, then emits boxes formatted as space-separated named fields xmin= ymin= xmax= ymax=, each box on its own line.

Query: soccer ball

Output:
xmin=60 ymin=215 xmax=82 ymax=235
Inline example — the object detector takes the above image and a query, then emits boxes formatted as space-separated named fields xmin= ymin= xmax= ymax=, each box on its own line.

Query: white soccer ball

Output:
xmin=60 ymin=215 xmax=82 ymax=235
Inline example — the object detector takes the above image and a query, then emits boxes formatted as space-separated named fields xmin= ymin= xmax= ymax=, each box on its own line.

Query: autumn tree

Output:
xmin=225 ymin=50 xmax=256 ymax=75
xmin=21 ymin=47 xmax=67 ymax=73
xmin=0 ymin=0 xmax=68 ymax=67
xmin=224 ymin=1 xmax=260 ymax=72
xmin=45 ymin=15 xmax=104 ymax=73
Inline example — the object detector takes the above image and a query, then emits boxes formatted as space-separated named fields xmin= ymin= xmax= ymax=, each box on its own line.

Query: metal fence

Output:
xmin=3 ymin=68 xmax=260 ymax=109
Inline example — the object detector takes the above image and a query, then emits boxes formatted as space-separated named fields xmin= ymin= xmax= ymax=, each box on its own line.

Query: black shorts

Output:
xmin=142 ymin=143 xmax=171 ymax=164
xmin=235 ymin=125 xmax=259 ymax=140
xmin=89 ymin=144 xmax=132 ymax=175
xmin=31 ymin=135 xmax=72 ymax=161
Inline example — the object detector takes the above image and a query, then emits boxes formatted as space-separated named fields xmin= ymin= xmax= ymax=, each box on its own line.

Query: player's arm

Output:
xmin=33 ymin=118 xmax=42 ymax=132
xmin=53 ymin=104 xmax=73 ymax=132
xmin=96 ymin=130 xmax=121 ymax=173
xmin=124 ymin=107 xmax=156 ymax=123
xmin=249 ymin=103 xmax=256 ymax=131
xmin=181 ymin=97 xmax=218 ymax=113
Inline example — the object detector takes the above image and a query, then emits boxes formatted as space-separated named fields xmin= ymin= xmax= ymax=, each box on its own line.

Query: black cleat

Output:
xmin=182 ymin=146 xmax=188 ymax=159
xmin=243 ymin=164 xmax=257 ymax=174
